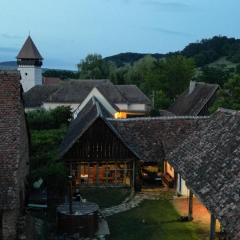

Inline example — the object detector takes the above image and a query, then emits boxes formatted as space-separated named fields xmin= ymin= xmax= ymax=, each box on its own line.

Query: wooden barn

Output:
xmin=59 ymin=97 xmax=139 ymax=188
xmin=59 ymin=97 xmax=205 ymax=190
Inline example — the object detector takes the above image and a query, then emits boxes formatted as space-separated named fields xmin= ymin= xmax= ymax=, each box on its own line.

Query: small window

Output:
xmin=25 ymin=73 xmax=28 ymax=76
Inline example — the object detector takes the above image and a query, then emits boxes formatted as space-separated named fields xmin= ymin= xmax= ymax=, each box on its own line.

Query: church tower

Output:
xmin=17 ymin=36 xmax=43 ymax=92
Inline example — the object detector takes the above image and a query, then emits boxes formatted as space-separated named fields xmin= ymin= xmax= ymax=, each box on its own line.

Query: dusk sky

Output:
xmin=0 ymin=0 xmax=239 ymax=69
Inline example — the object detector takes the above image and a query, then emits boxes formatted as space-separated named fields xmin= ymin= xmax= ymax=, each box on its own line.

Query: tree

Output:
xmin=30 ymin=128 xmax=67 ymax=191
xmin=156 ymin=55 xmax=195 ymax=98
xmin=43 ymin=69 xmax=78 ymax=79
xmin=27 ymin=107 xmax=72 ymax=190
xmin=152 ymin=90 xmax=171 ymax=109
xmin=77 ymin=54 xmax=115 ymax=79
xmin=125 ymin=55 xmax=158 ymax=92
xmin=197 ymin=66 xmax=232 ymax=87
xmin=210 ymin=75 xmax=240 ymax=112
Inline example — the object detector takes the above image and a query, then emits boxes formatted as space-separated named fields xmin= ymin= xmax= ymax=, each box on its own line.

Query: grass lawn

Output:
xmin=79 ymin=187 xmax=131 ymax=208
xmin=106 ymin=199 xmax=207 ymax=240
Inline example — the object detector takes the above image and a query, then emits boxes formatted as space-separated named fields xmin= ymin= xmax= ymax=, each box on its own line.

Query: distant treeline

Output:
xmin=106 ymin=36 xmax=240 ymax=67
xmin=43 ymin=36 xmax=240 ymax=111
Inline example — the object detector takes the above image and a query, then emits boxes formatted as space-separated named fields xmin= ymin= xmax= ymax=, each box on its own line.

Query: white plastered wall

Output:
xmin=73 ymin=87 xmax=117 ymax=118
xmin=18 ymin=65 xmax=42 ymax=92
xmin=176 ymin=174 xmax=190 ymax=197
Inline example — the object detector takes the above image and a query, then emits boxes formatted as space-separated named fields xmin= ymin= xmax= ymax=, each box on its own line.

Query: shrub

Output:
xmin=27 ymin=106 xmax=72 ymax=130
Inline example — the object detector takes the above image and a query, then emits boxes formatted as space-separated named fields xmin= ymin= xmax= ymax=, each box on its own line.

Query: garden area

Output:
xmin=106 ymin=199 xmax=209 ymax=240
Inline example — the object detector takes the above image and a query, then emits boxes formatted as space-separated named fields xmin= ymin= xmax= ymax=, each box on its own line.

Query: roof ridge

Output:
xmin=116 ymin=84 xmax=137 ymax=87
xmin=92 ymin=96 xmax=103 ymax=117
xmin=107 ymin=116 xmax=209 ymax=122
xmin=193 ymin=84 xmax=219 ymax=115
xmin=195 ymin=81 xmax=220 ymax=87
xmin=217 ymin=108 xmax=240 ymax=115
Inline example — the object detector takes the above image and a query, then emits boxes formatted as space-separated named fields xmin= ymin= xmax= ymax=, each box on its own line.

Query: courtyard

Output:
xmin=105 ymin=190 xmax=211 ymax=240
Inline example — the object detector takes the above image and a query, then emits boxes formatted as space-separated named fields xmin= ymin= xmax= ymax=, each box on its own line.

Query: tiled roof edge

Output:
xmin=217 ymin=108 xmax=240 ymax=115
xmin=107 ymin=116 xmax=209 ymax=122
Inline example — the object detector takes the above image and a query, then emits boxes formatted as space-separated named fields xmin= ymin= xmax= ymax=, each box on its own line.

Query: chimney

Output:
xmin=189 ymin=81 xmax=196 ymax=94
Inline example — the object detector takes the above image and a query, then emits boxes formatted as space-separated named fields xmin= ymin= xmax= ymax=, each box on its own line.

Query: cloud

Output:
xmin=1 ymin=33 xmax=22 ymax=40
xmin=0 ymin=47 xmax=18 ymax=53
xmin=143 ymin=26 xmax=193 ymax=37
xmin=140 ymin=1 xmax=191 ymax=11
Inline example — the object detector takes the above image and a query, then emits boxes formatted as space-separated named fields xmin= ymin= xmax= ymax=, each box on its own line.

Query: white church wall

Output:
xmin=18 ymin=65 xmax=42 ymax=92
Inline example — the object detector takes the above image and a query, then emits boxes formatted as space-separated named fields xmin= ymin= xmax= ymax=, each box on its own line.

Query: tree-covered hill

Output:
xmin=104 ymin=52 xmax=165 ymax=67
xmin=105 ymin=36 xmax=240 ymax=67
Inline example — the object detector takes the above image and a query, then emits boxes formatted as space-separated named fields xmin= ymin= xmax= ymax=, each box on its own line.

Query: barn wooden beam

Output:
xmin=68 ymin=163 xmax=73 ymax=214
xmin=188 ymin=190 xmax=193 ymax=221
xmin=132 ymin=160 xmax=136 ymax=191
xmin=209 ymin=214 xmax=216 ymax=240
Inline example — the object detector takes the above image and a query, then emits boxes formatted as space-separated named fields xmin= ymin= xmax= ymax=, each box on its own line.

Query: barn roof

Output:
xmin=0 ymin=71 xmax=29 ymax=209
xmin=108 ymin=116 xmax=206 ymax=162
xmin=115 ymin=85 xmax=152 ymax=105
xmin=59 ymin=97 xmax=140 ymax=159
xmin=169 ymin=108 xmax=240 ymax=239
xmin=23 ymin=84 xmax=60 ymax=108
xmin=168 ymin=82 xmax=219 ymax=116
xmin=46 ymin=79 xmax=114 ymax=103
xmin=24 ymin=80 xmax=151 ymax=110
xmin=16 ymin=36 xmax=43 ymax=60
xmin=43 ymin=77 xmax=62 ymax=85
xmin=60 ymin=95 xmax=206 ymax=163
xmin=59 ymin=97 xmax=100 ymax=158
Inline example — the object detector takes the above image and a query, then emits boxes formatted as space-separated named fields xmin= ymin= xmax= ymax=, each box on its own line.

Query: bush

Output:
xmin=29 ymin=128 xmax=68 ymax=190
xmin=27 ymin=106 xmax=72 ymax=130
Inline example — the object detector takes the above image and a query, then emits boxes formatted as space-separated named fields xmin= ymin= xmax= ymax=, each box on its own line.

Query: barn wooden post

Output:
xmin=114 ymin=161 xmax=117 ymax=184
xmin=87 ymin=163 xmax=90 ymax=185
xmin=132 ymin=160 xmax=136 ymax=191
xmin=68 ymin=163 xmax=73 ymax=214
xmin=188 ymin=190 xmax=193 ymax=221
xmin=96 ymin=162 xmax=99 ymax=185
xmin=209 ymin=214 xmax=216 ymax=240
xmin=123 ymin=162 xmax=127 ymax=185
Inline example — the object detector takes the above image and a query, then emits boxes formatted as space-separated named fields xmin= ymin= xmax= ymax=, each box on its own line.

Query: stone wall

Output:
xmin=2 ymin=210 xmax=19 ymax=240
xmin=0 ymin=71 xmax=29 ymax=240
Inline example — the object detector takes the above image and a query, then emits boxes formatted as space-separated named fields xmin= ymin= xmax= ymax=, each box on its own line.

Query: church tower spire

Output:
xmin=17 ymin=36 xmax=43 ymax=92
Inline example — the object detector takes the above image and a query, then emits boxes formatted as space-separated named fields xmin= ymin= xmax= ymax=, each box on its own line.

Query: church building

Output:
xmin=17 ymin=36 xmax=43 ymax=92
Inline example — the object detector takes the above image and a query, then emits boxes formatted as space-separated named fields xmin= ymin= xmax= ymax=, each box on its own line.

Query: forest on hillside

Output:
xmin=44 ymin=36 xmax=240 ymax=112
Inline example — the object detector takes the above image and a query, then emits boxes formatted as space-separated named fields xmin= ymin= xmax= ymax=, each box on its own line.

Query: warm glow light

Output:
xmin=166 ymin=161 xmax=175 ymax=178
xmin=114 ymin=112 xmax=127 ymax=119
